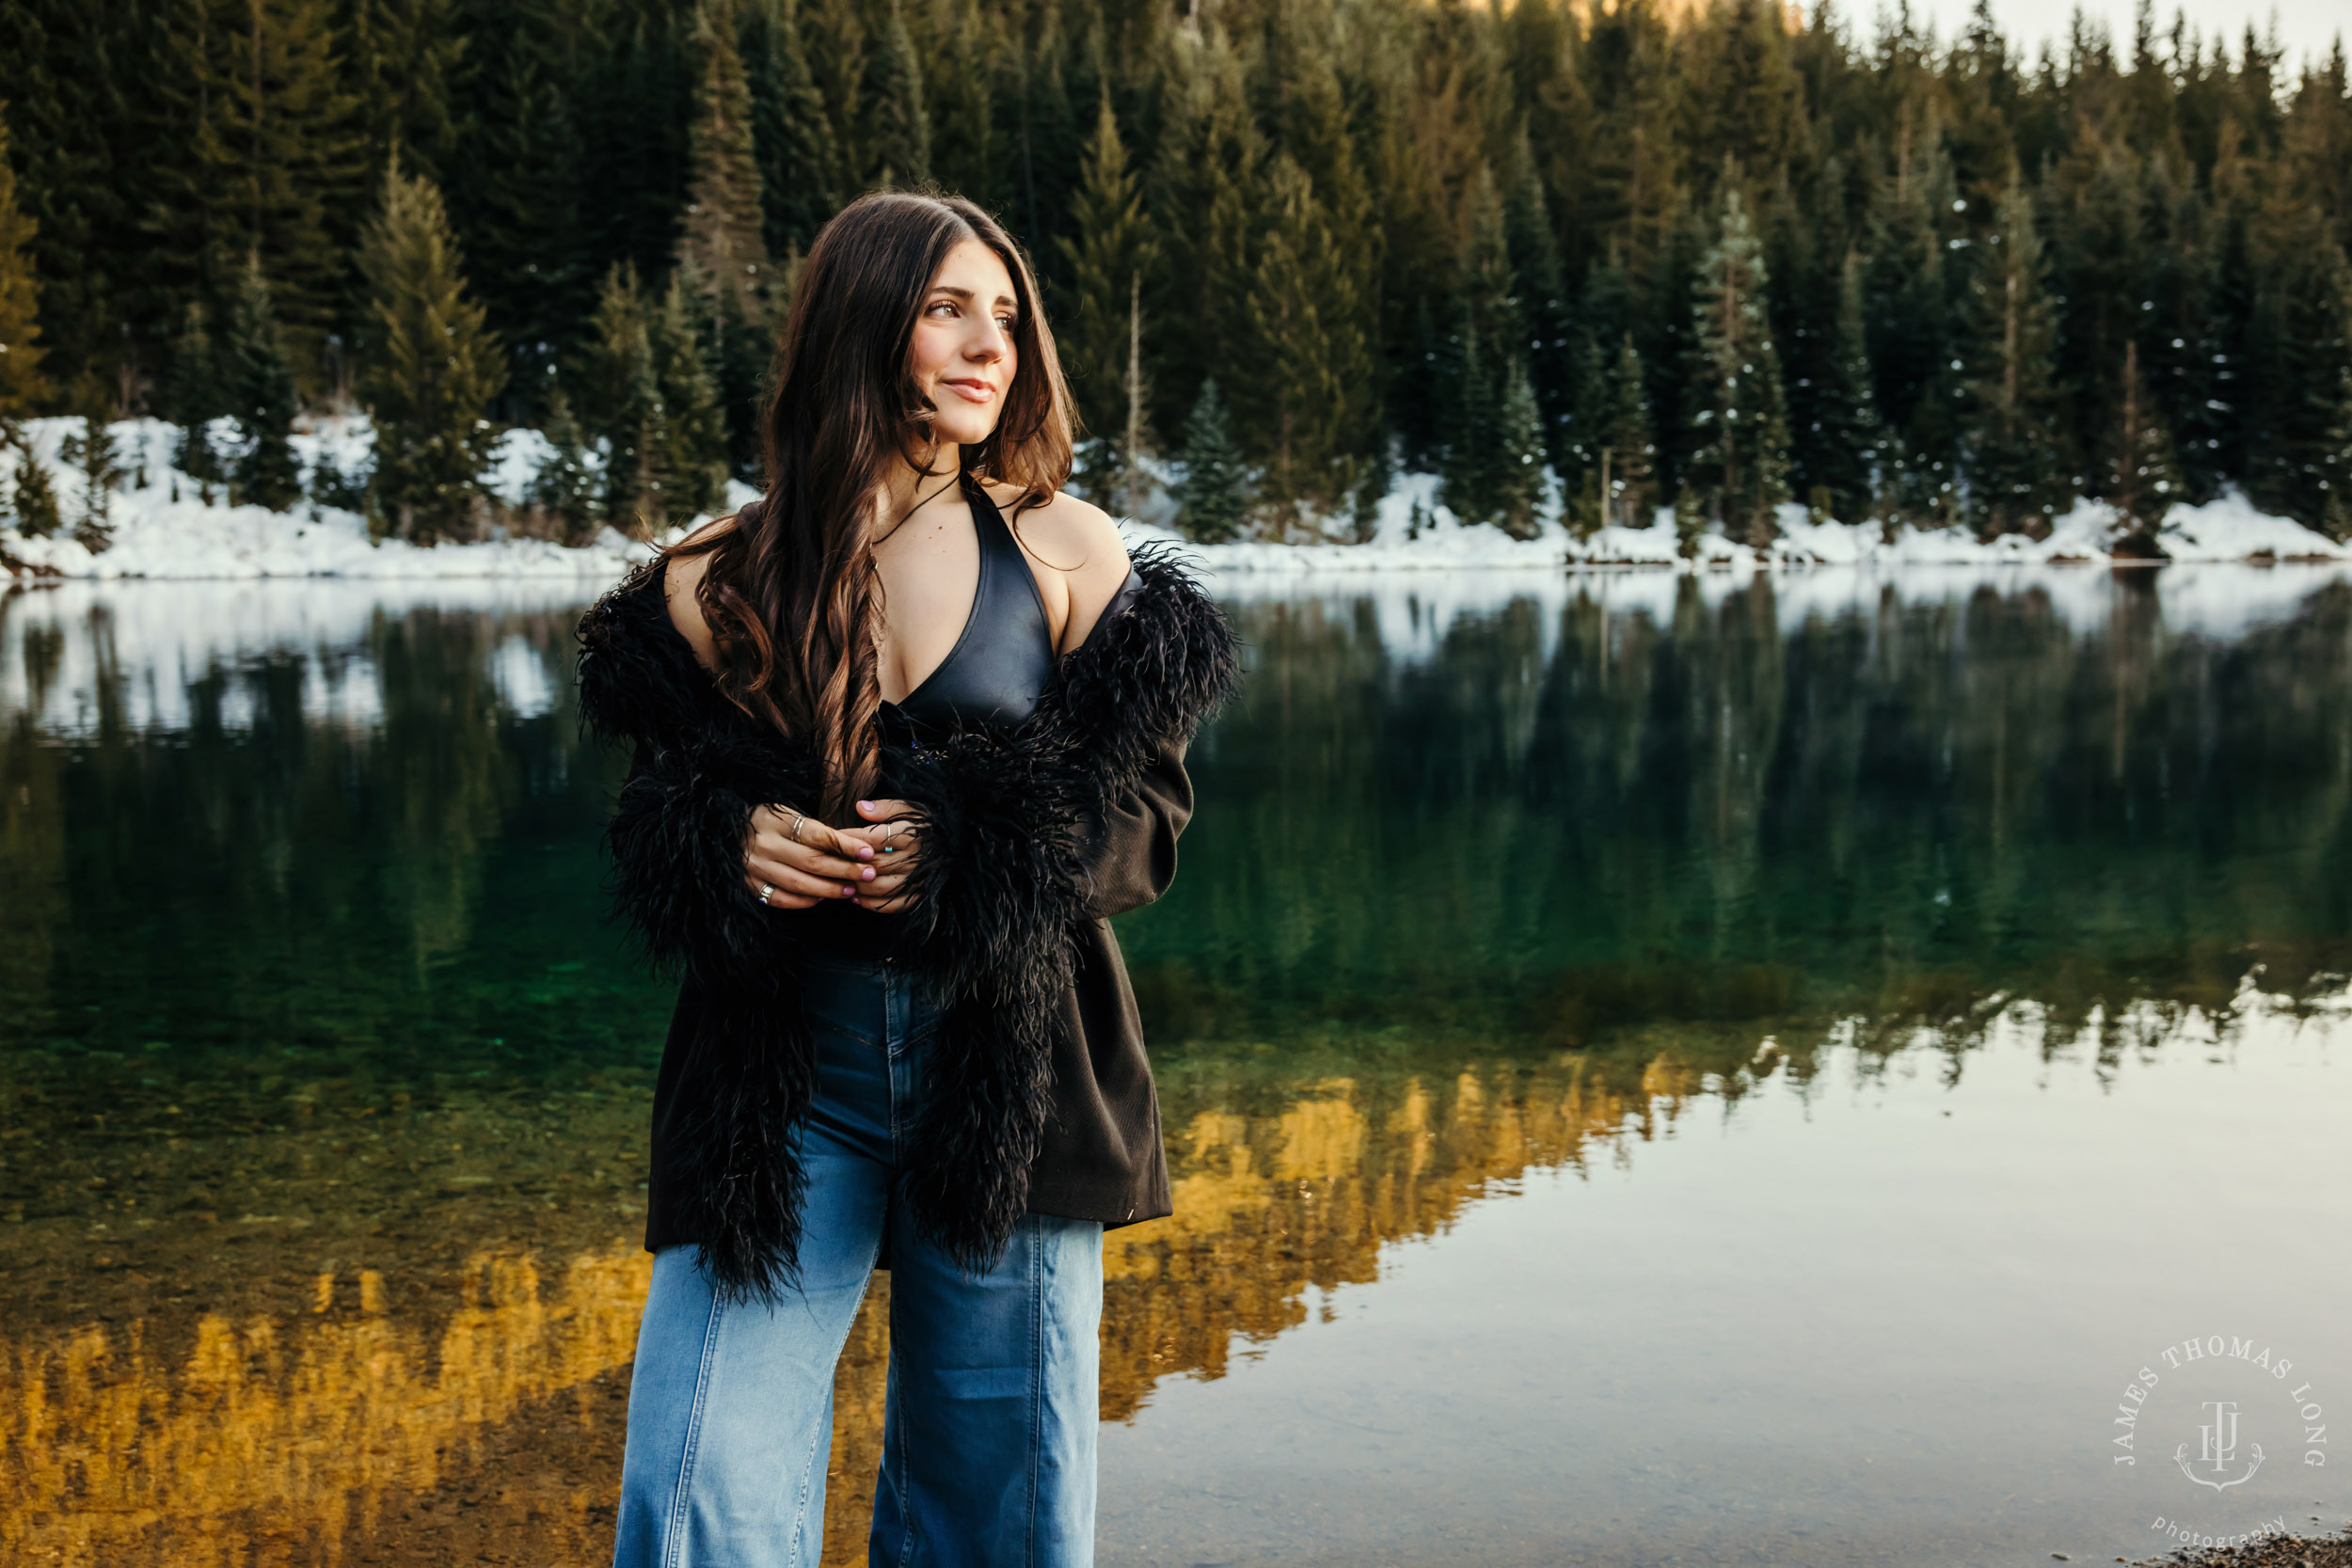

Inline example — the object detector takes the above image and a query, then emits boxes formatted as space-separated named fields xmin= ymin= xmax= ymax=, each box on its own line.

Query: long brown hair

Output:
xmin=662 ymin=188 xmax=1076 ymax=821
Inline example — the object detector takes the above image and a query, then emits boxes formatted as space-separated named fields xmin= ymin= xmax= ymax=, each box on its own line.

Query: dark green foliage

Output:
xmin=2096 ymin=341 xmax=2183 ymax=532
xmin=1176 ymin=377 xmax=1247 ymax=544
xmin=356 ymin=159 xmax=507 ymax=544
xmin=9 ymin=443 xmax=65 ymax=536
xmin=1679 ymin=184 xmax=1792 ymax=545
xmin=529 ymin=382 xmax=603 ymax=544
xmin=578 ymin=261 xmax=727 ymax=536
xmin=221 ymin=258 xmax=304 ymax=512
xmin=0 ymin=0 xmax=2346 ymax=546
xmin=1956 ymin=167 xmax=2069 ymax=536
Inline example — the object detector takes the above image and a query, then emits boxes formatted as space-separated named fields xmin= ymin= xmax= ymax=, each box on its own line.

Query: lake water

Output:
xmin=3 ymin=564 xmax=2349 ymax=1567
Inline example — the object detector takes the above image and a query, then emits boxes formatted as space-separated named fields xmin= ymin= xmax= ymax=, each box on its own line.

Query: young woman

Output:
xmin=575 ymin=188 xmax=1238 ymax=1568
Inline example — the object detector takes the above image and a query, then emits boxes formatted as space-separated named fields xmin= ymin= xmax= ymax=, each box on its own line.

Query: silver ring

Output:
xmin=757 ymin=881 xmax=774 ymax=905
xmin=787 ymin=810 xmax=806 ymax=843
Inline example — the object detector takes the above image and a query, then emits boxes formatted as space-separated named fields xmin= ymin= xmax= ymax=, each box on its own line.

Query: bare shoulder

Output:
xmin=660 ymin=518 xmax=736 ymax=674
xmin=981 ymin=481 xmax=1135 ymax=652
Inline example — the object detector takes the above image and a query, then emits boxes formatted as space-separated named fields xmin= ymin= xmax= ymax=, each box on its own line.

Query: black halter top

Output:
xmin=801 ymin=469 xmax=1139 ymax=958
xmin=878 ymin=468 xmax=1058 ymax=745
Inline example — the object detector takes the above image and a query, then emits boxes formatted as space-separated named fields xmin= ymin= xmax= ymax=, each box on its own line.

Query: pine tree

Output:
xmin=184 ymin=0 xmax=367 ymax=364
xmin=2320 ymin=359 xmax=2352 ymax=543
xmin=649 ymin=265 xmax=730 ymax=521
xmin=161 ymin=301 xmax=229 ymax=490
xmin=1680 ymin=182 xmax=1792 ymax=546
xmin=1056 ymin=93 xmax=1160 ymax=466
xmin=1505 ymin=148 xmax=1576 ymax=472
xmin=582 ymin=261 xmax=727 ymax=535
xmin=2098 ymin=340 xmax=2183 ymax=537
xmin=529 ymin=381 xmax=603 ymax=543
xmin=1176 ymin=377 xmax=1248 ymax=543
xmin=677 ymin=0 xmax=778 ymax=480
xmin=1804 ymin=251 xmax=1886 ymax=523
xmin=0 ymin=106 xmax=51 ymax=419
xmin=10 ymin=448 xmax=64 ymax=537
xmin=221 ymin=255 xmax=304 ymax=511
xmin=1493 ymin=354 xmax=1548 ymax=540
xmin=1438 ymin=167 xmax=1522 ymax=530
xmin=63 ymin=392 xmax=122 ymax=551
xmin=1599 ymin=333 xmax=1658 ymax=531
xmin=743 ymin=0 xmax=839 ymax=259
xmin=865 ymin=0 xmax=930 ymax=188
xmin=356 ymin=157 xmax=507 ymax=544
xmin=1237 ymin=153 xmax=1373 ymax=530
xmin=448 ymin=0 xmax=599 ymax=407
xmin=1958 ymin=166 xmax=2069 ymax=537
xmin=346 ymin=0 xmax=468 ymax=189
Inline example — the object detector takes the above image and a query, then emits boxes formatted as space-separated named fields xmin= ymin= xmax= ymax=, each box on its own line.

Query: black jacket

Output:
xmin=573 ymin=539 xmax=1240 ymax=1303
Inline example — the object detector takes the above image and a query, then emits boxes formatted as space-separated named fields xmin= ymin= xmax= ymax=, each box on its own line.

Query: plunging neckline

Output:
xmin=882 ymin=469 xmax=1051 ymax=715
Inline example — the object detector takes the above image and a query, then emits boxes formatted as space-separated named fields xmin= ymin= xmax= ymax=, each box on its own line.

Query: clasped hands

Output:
xmin=741 ymin=798 xmax=926 ymax=912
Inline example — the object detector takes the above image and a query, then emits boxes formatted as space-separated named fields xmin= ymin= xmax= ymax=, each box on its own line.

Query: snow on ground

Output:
xmin=4 ymin=416 xmax=2346 ymax=582
xmin=0 ymin=416 xmax=757 ymax=581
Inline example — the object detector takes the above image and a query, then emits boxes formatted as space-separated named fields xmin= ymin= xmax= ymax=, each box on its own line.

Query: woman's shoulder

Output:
xmin=977 ymin=479 xmax=1134 ymax=651
xmin=575 ymin=523 xmax=738 ymax=741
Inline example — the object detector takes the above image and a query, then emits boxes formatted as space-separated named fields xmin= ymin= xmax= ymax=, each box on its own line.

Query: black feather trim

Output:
xmin=572 ymin=537 xmax=1242 ymax=1294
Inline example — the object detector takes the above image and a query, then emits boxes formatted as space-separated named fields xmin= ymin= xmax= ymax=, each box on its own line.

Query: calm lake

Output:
xmin=4 ymin=564 xmax=2349 ymax=1567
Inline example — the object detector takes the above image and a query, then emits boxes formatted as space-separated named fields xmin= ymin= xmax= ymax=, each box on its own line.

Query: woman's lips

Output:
xmin=943 ymin=379 xmax=996 ymax=403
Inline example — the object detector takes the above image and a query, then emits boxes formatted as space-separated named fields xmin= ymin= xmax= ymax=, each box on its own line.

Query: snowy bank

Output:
xmin=4 ymin=417 xmax=2344 ymax=581
xmin=0 ymin=416 xmax=756 ymax=581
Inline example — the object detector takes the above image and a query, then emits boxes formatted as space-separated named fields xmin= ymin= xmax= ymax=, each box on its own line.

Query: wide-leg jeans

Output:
xmin=612 ymin=953 xmax=1106 ymax=1568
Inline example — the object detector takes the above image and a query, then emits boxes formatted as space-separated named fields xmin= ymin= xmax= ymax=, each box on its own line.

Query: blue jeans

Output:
xmin=612 ymin=953 xmax=1106 ymax=1568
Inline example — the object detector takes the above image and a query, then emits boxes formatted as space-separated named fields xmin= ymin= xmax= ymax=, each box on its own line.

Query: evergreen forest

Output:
xmin=1 ymin=0 xmax=2348 ymax=546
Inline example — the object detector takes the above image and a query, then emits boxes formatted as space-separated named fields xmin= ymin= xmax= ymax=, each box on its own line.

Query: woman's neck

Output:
xmin=871 ymin=442 xmax=963 ymax=541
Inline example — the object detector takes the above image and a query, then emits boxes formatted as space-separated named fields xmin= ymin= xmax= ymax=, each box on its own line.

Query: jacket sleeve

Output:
xmin=576 ymin=573 xmax=793 ymax=983
xmin=1073 ymin=732 xmax=1195 ymax=921
xmin=601 ymin=728 xmax=776 ymax=981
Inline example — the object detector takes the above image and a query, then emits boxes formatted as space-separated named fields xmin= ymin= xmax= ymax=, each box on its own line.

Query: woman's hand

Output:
xmin=743 ymin=802 xmax=880 ymax=909
xmin=842 ymin=798 xmax=928 ymax=911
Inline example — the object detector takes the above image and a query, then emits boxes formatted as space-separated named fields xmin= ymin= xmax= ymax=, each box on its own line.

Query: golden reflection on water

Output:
xmin=0 ymin=1048 xmax=1692 ymax=1566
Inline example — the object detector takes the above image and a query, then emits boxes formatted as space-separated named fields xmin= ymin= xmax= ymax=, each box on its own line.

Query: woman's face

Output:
xmin=911 ymin=238 xmax=1021 ymax=450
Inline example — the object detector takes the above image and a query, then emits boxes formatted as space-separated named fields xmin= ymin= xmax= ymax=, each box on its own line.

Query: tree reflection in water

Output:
xmin=1 ymin=568 xmax=2346 ymax=1563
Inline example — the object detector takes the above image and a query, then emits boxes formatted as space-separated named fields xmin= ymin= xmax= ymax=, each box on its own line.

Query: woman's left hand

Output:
xmin=843 ymin=798 xmax=926 ymax=911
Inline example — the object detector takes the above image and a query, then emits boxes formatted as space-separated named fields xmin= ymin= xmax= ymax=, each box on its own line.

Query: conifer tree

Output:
xmin=0 ymin=107 xmax=50 ymax=419
xmin=185 ymin=0 xmax=367 ymax=360
xmin=9 ymin=444 xmax=63 ymax=536
xmin=1056 ymin=94 xmax=1161 ymax=467
xmin=346 ymin=0 xmax=468 ymax=188
xmin=677 ymin=0 xmax=777 ymax=480
xmin=1598 ymin=332 xmax=1658 ymax=531
xmin=1680 ymin=183 xmax=1792 ymax=546
xmin=1176 ymin=376 xmax=1248 ymax=543
xmin=356 ymin=157 xmax=506 ymax=544
xmin=528 ymin=381 xmax=603 ymax=544
xmin=62 ymin=392 xmax=121 ymax=551
xmin=1237 ymin=153 xmax=1372 ymax=529
xmin=1437 ymin=295 xmax=1498 ymax=527
xmin=743 ymin=0 xmax=839 ymax=258
xmin=1494 ymin=355 xmax=1548 ymax=540
xmin=1957 ymin=166 xmax=2068 ymax=536
xmin=2097 ymin=340 xmax=2183 ymax=536
xmin=1506 ymin=155 xmax=1577 ymax=474
xmin=161 ymin=302 xmax=230 ymax=491
xmin=580 ymin=261 xmax=727 ymax=534
xmin=2320 ymin=361 xmax=2352 ymax=542
xmin=1439 ymin=168 xmax=1523 ymax=529
xmin=865 ymin=0 xmax=930 ymax=188
xmin=221 ymin=255 xmax=305 ymax=511
xmin=1804 ymin=252 xmax=1886 ymax=523
xmin=449 ymin=0 xmax=598 ymax=405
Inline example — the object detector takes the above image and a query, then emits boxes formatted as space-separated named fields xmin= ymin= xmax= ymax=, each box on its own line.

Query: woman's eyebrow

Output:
xmin=931 ymin=284 xmax=1021 ymax=310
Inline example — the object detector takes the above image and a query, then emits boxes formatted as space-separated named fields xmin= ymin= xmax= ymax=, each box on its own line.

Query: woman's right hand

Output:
xmin=742 ymin=802 xmax=880 ymax=909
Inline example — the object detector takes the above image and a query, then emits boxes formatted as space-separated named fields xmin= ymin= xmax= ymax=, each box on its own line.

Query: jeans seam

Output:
xmin=892 ymin=1278 xmax=919 ymax=1568
xmin=787 ymin=1267 xmax=876 ymax=1567
xmin=1027 ymin=1215 xmax=1044 ymax=1568
xmin=662 ymin=1275 xmax=726 ymax=1568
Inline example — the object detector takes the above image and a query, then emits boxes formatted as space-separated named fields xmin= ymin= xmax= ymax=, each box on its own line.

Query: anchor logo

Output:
xmin=2173 ymin=1399 xmax=2265 ymax=1492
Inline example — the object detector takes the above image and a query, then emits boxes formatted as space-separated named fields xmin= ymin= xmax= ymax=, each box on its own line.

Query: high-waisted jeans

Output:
xmin=612 ymin=953 xmax=1106 ymax=1568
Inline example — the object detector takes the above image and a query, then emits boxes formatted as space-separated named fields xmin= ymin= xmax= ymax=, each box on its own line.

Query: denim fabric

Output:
xmin=612 ymin=954 xmax=1105 ymax=1568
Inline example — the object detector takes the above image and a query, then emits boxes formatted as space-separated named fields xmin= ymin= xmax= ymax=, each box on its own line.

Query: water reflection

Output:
xmin=3 ymin=566 xmax=2349 ymax=1564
